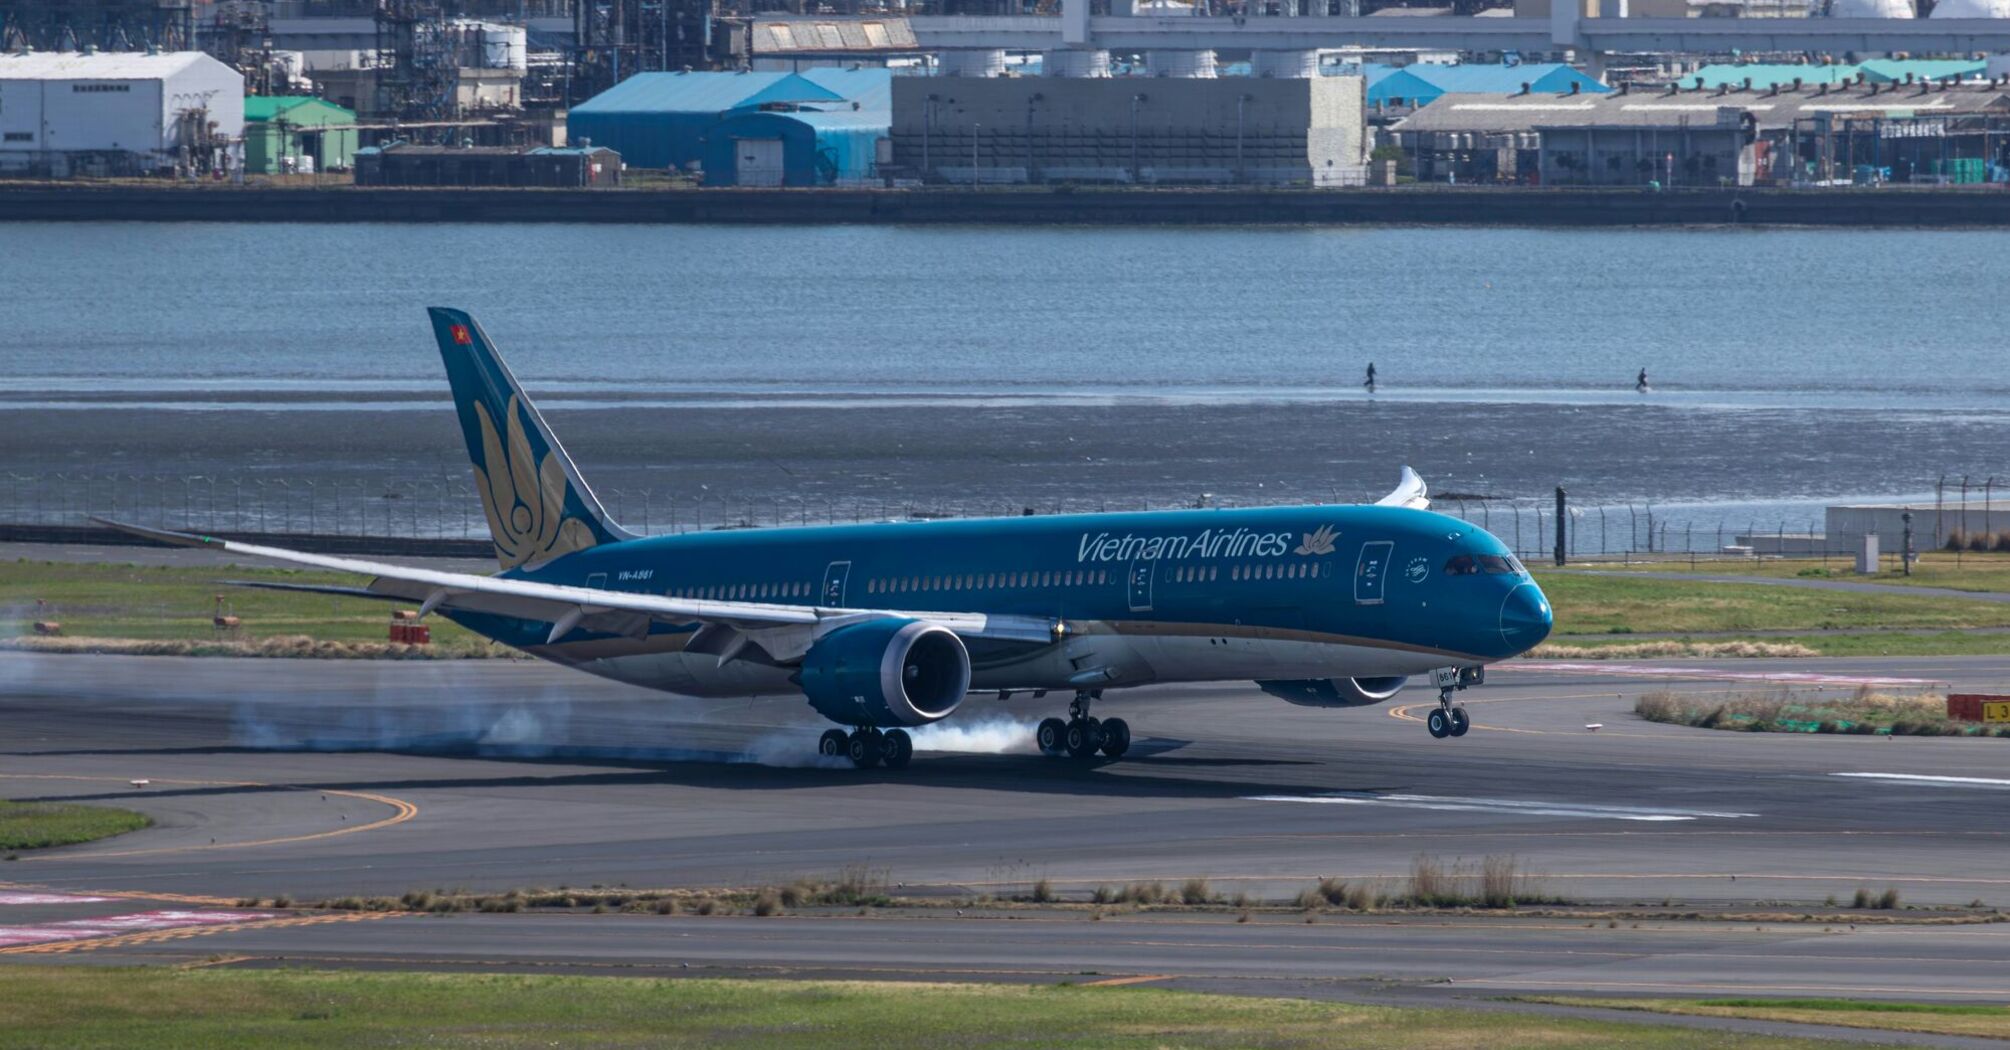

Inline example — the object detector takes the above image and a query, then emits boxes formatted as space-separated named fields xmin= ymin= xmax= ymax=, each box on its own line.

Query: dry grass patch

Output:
xmin=1636 ymin=687 xmax=2009 ymax=737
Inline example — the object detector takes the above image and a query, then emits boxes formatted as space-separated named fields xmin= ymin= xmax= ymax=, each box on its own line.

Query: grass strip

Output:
xmin=1532 ymin=571 xmax=2010 ymax=635
xmin=1517 ymin=996 xmax=2010 ymax=1040
xmin=0 ymin=968 xmax=1873 ymax=1049
xmin=1635 ymin=688 xmax=2010 ymax=738
xmin=0 ymin=799 xmax=151 ymax=851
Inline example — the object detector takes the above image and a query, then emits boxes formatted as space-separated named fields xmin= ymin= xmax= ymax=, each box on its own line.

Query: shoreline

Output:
xmin=9 ymin=182 xmax=2010 ymax=226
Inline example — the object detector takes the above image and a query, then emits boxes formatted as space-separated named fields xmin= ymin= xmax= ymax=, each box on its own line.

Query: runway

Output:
xmin=3 ymin=650 xmax=2010 ymax=1009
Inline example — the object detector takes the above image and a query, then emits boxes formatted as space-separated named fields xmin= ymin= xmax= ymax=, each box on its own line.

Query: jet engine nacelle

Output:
xmin=798 ymin=617 xmax=971 ymax=728
xmin=1255 ymin=676 xmax=1409 ymax=708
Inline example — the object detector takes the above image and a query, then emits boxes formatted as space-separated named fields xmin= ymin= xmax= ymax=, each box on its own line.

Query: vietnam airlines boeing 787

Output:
xmin=102 ymin=308 xmax=1553 ymax=768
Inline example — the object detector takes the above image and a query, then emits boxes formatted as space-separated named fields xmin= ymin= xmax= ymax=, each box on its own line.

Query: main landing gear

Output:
xmin=1037 ymin=690 xmax=1130 ymax=761
xmin=1425 ymin=666 xmax=1484 ymax=740
xmin=819 ymin=727 xmax=913 ymax=769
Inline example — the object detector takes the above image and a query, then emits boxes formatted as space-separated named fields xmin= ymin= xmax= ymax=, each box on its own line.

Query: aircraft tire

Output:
xmin=818 ymin=729 xmax=848 ymax=758
xmin=1448 ymin=707 xmax=1470 ymax=737
xmin=848 ymin=730 xmax=882 ymax=768
xmin=882 ymin=729 xmax=913 ymax=769
xmin=1064 ymin=718 xmax=1102 ymax=759
xmin=1036 ymin=717 xmax=1067 ymax=755
xmin=1098 ymin=717 xmax=1131 ymax=758
xmin=1426 ymin=709 xmax=1451 ymax=739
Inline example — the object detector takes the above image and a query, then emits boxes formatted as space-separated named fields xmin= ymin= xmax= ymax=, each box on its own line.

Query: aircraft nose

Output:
xmin=1498 ymin=582 xmax=1553 ymax=653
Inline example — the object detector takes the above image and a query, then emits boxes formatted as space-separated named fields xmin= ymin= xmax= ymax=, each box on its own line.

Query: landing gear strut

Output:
xmin=1038 ymin=690 xmax=1130 ymax=760
xmin=1426 ymin=666 xmax=1482 ymax=740
xmin=825 ymin=727 xmax=913 ymax=769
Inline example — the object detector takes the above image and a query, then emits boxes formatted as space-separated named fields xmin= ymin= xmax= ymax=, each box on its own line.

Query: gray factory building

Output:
xmin=1394 ymin=81 xmax=2010 ymax=186
xmin=889 ymin=74 xmax=1369 ymax=186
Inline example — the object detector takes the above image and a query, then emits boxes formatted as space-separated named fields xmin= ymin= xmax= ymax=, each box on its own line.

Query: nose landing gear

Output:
xmin=1426 ymin=666 xmax=1482 ymax=739
xmin=1037 ymin=690 xmax=1130 ymax=760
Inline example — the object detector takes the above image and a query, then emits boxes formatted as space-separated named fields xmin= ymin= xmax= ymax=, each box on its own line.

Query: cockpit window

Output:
xmin=1478 ymin=555 xmax=1517 ymax=574
xmin=1444 ymin=554 xmax=1478 ymax=576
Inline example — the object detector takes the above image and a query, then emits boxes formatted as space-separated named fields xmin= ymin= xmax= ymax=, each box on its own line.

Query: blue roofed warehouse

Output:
xmin=569 ymin=68 xmax=890 ymax=179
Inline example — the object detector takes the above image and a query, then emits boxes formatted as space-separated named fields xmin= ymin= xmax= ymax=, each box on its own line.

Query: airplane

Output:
xmin=100 ymin=308 xmax=1554 ymax=769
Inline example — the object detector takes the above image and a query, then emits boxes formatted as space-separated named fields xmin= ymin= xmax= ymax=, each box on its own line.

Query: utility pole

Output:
xmin=1902 ymin=510 xmax=1914 ymax=576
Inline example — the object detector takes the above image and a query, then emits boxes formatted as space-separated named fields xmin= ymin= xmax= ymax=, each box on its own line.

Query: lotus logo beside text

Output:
xmin=1295 ymin=525 xmax=1339 ymax=556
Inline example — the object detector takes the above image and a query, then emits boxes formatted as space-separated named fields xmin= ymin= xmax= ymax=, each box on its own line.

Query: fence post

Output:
xmin=1554 ymin=487 xmax=1567 ymax=567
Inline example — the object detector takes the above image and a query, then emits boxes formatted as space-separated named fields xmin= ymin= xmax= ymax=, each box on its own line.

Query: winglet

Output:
xmin=1374 ymin=466 xmax=1430 ymax=510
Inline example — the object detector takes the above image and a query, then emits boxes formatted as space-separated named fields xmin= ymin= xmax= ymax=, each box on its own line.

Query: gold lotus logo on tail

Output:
xmin=472 ymin=395 xmax=596 ymax=569
xmin=1295 ymin=524 xmax=1339 ymax=556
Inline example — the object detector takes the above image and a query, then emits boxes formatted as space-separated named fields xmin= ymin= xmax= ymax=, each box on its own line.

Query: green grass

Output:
xmin=1539 ymin=631 xmax=2010 ymax=657
xmin=0 ymin=968 xmax=1874 ymax=1049
xmin=11 ymin=556 xmax=2010 ymax=660
xmin=0 ymin=559 xmax=492 ymax=654
xmin=1533 ymin=571 xmax=2010 ymax=635
xmin=1519 ymin=996 xmax=2010 ymax=1040
xmin=0 ymin=799 xmax=151 ymax=850
xmin=1555 ymin=551 xmax=2010 ymax=593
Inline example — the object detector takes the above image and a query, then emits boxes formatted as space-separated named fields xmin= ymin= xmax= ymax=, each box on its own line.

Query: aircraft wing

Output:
xmin=92 ymin=518 xmax=1058 ymax=660
xmin=1375 ymin=466 xmax=1430 ymax=511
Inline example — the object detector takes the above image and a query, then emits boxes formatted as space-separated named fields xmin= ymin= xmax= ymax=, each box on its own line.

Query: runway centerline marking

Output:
xmin=0 ymin=773 xmax=419 ymax=859
xmin=1239 ymin=792 xmax=1757 ymax=822
xmin=1832 ymin=772 xmax=2010 ymax=789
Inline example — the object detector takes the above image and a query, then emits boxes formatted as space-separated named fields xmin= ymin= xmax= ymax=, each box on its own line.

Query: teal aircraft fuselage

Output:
xmin=456 ymin=504 xmax=1552 ymax=703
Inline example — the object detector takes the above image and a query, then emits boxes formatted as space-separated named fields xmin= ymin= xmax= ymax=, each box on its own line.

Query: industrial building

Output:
xmin=1392 ymin=80 xmax=2010 ymax=185
xmin=242 ymin=95 xmax=357 ymax=174
xmin=0 ymin=49 xmax=242 ymax=177
xmin=888 ymin=73 xmax=1371 ymax=186
xmin=569 ymin=68 xmax=890 ymax=174
xmin=1364 ymin=61 xmax=1607 ymax=113
xmin=353 ymin=141 xmax=620 ymax=186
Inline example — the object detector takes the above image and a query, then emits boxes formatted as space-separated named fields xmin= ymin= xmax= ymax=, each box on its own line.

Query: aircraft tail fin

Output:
xmin=427 ymin=307 xmax=634 ymax=571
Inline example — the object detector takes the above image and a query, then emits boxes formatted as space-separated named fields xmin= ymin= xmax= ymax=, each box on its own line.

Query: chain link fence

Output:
xmin=0 ymin=470 xmax=1900 ymax=563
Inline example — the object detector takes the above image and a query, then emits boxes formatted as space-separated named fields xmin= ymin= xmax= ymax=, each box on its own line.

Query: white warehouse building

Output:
xmin=0 ymin=51 xmax=244 ymax=177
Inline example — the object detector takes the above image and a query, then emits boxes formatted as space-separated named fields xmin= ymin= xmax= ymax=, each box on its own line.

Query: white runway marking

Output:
xmin=1833 ymin=773 xmax=2010 ymax=789
xmin=0 ymin=892 xmax=113 ymax=905
xmin=0 ymin=909 xmax=275 ymax=948
xmin=1240 ymin=792 xmax=1757 ymax=822
xmin=1509 ymin=662 xmax=1938 ymax=687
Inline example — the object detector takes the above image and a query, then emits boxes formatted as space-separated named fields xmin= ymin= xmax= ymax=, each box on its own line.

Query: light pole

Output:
xmin=1236 ymin=92 xmax=1251 ymax=183
xmin=923 ymin=93 xmax=937 ymax=180
xmin=1130 ymin=93 xmax=1146 ymax=183
xmin=971 ymin=121 xmax=980 ymax=187
xmin=1025 ymin=92 xmax=1042 ymax=183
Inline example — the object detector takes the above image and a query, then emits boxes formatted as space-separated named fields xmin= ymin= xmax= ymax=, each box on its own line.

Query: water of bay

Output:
xmin=2 ymin=221 xmax=2003 ymax=537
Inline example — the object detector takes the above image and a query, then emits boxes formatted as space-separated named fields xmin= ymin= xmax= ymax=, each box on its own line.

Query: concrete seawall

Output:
xmin=6 ymin=184 xmax=2010 ymax=226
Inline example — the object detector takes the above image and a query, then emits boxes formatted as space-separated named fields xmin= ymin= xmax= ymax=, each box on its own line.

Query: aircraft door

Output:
xmin=821 ymin=561 xmax=851 ymax=606
xmin=1127 ymin=556 xmax=1156 ymax=612
xmin=1354 ymin=541 xmax=1393 ymax=605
